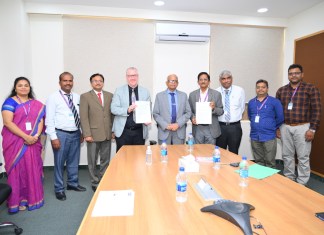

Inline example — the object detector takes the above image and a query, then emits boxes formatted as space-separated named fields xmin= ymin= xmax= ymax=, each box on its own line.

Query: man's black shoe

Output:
xmin=55 ymin=192 xmax=66 ymax=201
xmin=67 ymin=185 xmax=87 ymax=192
xmin=92 ymin=186 xmax=97 ymax=192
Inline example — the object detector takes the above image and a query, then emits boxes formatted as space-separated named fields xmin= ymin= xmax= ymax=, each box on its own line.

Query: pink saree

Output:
xmin=1 ymin=98 xmax=45 ymax=213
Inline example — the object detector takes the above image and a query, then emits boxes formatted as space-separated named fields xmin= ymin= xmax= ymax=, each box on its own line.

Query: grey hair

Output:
xmin=219 ymin=70 xmax=232 ymax=79
xmin=126 ymin=67 xmax=138 ymax=74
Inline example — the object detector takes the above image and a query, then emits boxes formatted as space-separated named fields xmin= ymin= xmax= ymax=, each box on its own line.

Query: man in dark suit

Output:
xmin=80 ymin=73 xmax=114 ymax=192
xmin=189 ymin=72 xmax=224 ymax=144
xmin=153 ymin=74 xmax=191 ymax=144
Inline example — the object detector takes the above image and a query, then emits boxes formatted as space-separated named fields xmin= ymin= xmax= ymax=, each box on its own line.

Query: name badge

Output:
xmin=26 ymin=122 xmax=32 ymax=131
xmin=68 ymin=113 xmax=74 ymax=121
xmin=288 ymin=102 xmax=293 ymax=110
xmin=255 ymin=115 xmax=260 ymax=123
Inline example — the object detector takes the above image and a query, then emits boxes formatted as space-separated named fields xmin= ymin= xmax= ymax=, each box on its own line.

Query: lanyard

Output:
xmin=59 ymin=90 xmax=73 ymax=109
xmin=290 ymin=86 xmax=299 ymax=102
xmin=256 ymin=96 xmax=269 ymax=116
xmin=16 ymin=96 xmax=31 ymax=117
xmin=199 ymin=90 xmax=209 ymax=102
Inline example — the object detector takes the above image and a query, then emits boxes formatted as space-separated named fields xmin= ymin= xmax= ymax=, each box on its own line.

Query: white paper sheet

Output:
xmin=196 ymin=102 xmax=212 ymax=124
xmin=135 ymin=101 xmax=151 ymax=123
xmin=91 ymin=190 xmax=135 ymax=217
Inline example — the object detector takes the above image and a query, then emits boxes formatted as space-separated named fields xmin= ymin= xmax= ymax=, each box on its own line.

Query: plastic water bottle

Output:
xmin=213 ymin=146 xmax=221 ymax=169
xmin=187 ymin=133 xmax=194 ymax=153
xmin=239 ymin=156 xmax=249 ymax=187
xmin=146 ymin=145 xmax=152 ymax=165
xmin=176 ymin=167 xmax=188 ymax=203
xmin=160 ymin=141 xmax=168 ymax=163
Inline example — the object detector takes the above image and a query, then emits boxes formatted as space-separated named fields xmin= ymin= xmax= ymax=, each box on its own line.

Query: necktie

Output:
xmin=170 ymin=93 xmax=176 ymax=123
xmin=131 ymin=89 xmax=136 ymax=105
xmin=66 ymin=94 xmax=80 ymax=129
xmin=225 ymin=90 xmax=231 ymax=122
xmin=97 ymin=92 xmax=102 ymax=105
xmin=131 ymin=89 xmax=136 ymax=122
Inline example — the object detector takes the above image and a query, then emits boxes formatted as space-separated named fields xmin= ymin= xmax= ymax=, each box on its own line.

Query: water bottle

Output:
xmin=176 ymin=167 xmax=188 ymax=203
xmin=146 ymin=145 xmax=152 ymax=165
xmin=212 ymin=146 xmax=221 ymax=169
xmin=160 ymin=141 xmax=168 ymax=163
xmin=187 ymin=133 xmax=194 ymax=153
xmin=239 ymin=156 xmax=249 ymax=187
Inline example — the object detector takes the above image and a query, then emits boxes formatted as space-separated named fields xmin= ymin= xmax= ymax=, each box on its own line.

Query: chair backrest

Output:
xmin=0 ymin=183 xmax=12 ymax=205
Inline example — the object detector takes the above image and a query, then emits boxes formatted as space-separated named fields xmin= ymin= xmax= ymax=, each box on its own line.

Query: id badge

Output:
xmin=255 ymin=115 xmax=260 ymax=123
xmin=288 ymin=102 xmax=293 ymax=110
xmin=68 ymin=113 xmax=74 ymax=121
xmin=26 ymin=122 xmax=32 ymax=131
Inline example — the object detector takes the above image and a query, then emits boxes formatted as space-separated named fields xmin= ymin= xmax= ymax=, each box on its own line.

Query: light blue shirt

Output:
xmin=45 ymin=90 xmax=80 ymax=140
xmin=166 ymin=89 xmax=178 ymax=120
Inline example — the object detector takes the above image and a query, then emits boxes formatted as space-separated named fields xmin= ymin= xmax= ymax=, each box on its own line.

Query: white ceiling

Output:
xmin=24 ymin=0 xmax=324 ymax=18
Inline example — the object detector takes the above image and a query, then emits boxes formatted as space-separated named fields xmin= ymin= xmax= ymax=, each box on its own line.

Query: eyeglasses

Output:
xmin=168 ymin=80 xmax=178 ymax=84
xmin=127 ymin=74 xmax=138 ymax=77
xmin=288 ymin=72 xmax=301 ymax=76
xmin=92 ymin=80 xmax=104 ymax=84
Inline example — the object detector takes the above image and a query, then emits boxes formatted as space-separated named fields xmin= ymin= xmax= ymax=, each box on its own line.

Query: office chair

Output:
xmin=0 ymin=163 xmax=23 ymax=234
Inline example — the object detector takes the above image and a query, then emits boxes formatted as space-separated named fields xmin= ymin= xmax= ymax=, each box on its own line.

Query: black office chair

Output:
xmin=0 ymin=163 xmax=23 ymax=234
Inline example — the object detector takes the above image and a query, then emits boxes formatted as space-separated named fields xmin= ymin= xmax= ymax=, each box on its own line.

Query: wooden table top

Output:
xmin=77 ymin=144 xmax=324 ymax=235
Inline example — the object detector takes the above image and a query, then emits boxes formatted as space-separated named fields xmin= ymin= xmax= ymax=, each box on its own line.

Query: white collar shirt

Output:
xmin=216 ymin=85 xmax=245 ymax=123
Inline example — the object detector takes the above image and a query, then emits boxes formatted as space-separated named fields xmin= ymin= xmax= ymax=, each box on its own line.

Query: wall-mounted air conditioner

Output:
xmin=155 ymin=22 xmax=210 ymax=43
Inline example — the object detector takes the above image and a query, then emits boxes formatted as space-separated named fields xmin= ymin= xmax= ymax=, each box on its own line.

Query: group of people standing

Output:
xmin=1 ymin=64 xmax=321 ymax=214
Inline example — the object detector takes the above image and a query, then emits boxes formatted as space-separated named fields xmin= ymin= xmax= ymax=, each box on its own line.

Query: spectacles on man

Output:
xmin=168 ymin=80 xmax=178 ymax=84
xmin=127 ymin=74 xmax=138 ymax=77
xmin=92 ymin=80 xmax=104 ymax=84
xmin=288 ymin=72 xmax=302 ymax=76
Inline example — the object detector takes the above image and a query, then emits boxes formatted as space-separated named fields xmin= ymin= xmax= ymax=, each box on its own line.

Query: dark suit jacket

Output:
xmin=188 ymin=88 xmax=224 ymax=138
xmin=80 ymin=90 xmax=114 ymax=141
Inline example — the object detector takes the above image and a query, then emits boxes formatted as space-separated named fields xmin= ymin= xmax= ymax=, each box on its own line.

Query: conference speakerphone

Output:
xmin=201 ymin=199 xmax=255 ymax=235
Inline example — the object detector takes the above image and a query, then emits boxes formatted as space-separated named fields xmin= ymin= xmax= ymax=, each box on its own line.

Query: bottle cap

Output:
xmin=179 ymin=166 xmax=185 ymax=171
xmin=215 ymin=146 xmax=219 ymax=149
xmin=242 ymin=156 xmax=247 ymax=160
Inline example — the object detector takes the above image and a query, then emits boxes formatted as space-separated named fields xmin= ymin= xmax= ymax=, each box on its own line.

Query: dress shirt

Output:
xmin=93 ymin=90 xmax=104 ymax=106
xmin=276 ymin=81 xmax=321 ymax=130
xmin=216 ymin=85 xmax=245 ymax=122
xmin=199 ymin=88 xmax=209 ymax=102
xmin=45 ymin=90 xmax=80 ymax=140
xmin=167 ymin=89 xmax=178 ymax=118
xmin=248 ymin=95 xmax=284 ymax=142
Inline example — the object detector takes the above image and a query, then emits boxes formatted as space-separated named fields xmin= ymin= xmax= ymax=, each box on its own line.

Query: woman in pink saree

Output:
xmin=1 ymin=77 xmax=45 ymax=213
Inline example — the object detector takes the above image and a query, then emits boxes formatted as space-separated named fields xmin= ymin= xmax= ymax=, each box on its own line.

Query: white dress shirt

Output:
xmin=45 ymin=90 xmax=80 ymax=140
xmin=216 ymin=85 xmax=245 ymax=123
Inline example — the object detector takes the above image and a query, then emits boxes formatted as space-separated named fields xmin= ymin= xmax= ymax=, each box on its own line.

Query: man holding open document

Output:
xmin=189 ymin=72 xmax=224 ymax=144
xmin=111 ymin=67 xmax=151 ymax=152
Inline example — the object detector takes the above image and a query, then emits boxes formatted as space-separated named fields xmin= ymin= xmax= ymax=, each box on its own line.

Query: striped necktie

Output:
xmin=225 ymin=90 xmax=231 ymax=122
xmin=66 ymin=94 xmax=80 ymax=129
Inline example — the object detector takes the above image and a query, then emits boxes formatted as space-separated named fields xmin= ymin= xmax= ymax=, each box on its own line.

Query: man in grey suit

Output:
xmin=111 ymin=67 xmax=151 ymax=152
xmin=80 ymin=73 xmax=114 ymax=192
xmin=189 ymin=72 xmax=224 ymax=144
xmin=153 ymin=74 xmax=191 ymax=145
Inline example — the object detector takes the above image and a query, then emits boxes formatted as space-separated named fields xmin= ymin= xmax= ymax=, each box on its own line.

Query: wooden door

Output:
xmin=295 ymin=31 xmax=324 ymax=176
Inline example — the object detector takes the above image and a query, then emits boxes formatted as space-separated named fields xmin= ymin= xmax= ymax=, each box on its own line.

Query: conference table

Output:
xmin=77 ymin=144 xmax=324 ymax=235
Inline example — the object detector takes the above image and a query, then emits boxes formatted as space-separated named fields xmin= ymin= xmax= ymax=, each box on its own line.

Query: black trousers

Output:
xmin=116 ymin=127 xmax=145 ymax=152
xmin=216 ymin=122 xmax=242 ymax=154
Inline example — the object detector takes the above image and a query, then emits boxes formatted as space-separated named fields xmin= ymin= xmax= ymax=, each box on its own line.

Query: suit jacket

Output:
xmin=188 ymin=88 xmax=224 ymax=138
xmin=111 ymin=85 xmax=151 ymax=138
xmin=153 ymin=89 xmax=191 ymax=141
xmin=80 ymin=90 xmax=114 ymax=141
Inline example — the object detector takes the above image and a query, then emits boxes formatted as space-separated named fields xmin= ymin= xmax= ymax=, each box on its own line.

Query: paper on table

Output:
xmin=196 ymin=102 xmax=212 ymax=124
xmin=91 ymin=190 xmax=135 ymax=217
xmin=135 ymin=101 xmax=151 ymax=123
xmin=235 ymin=164 xmax=280 ymax=180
